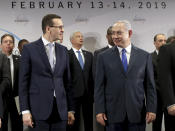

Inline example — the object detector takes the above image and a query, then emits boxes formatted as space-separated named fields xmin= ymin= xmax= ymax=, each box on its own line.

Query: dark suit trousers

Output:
xmin=30 ymin=98 xmax=67 ymax=131
xmin=1 ymin=100 xmax=23 ymax=131
xmin=152 ymin=91 xmax=175 ymax=131
xmin=152 ymin=92 xmax=163 ymax=131
xmin=164 ymin=109 xmax=175 ymax=131
xmin=10 ymin=98 xmax=23 ymax=131
xmin=67 ymin=95 xmax=93 ymax=131
xmin=106 ymin=116 xmax=146 ymax=131
xmin=1 ymin=110 xmax=8 ymax=131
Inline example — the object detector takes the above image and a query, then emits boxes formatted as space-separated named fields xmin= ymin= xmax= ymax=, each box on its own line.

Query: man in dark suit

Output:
xmin=93 ymin=26 xmax=114 ymax=79
xmin=0 ymin=92 xmax=3 ymax=129
xmin=158 ymin=40 xmax=175 ymax=131
xmin=1 ymin=34 xmax=23 ymax=131
xmin=93 ymin=26 xmax=114 ymax=131
xmin=19 ymin=14 xmax=75 ymax=131
xmin=0 ymin=53 xmax=11 ymax=131
xmin=151 ymin=34 xmax=166 ymax=131
xmin=67 ymin=31 xmax=93 ymax=131
xmin=18 ymin=39 xmax=29 ymax=55
xmin=95 ymin=20 xmax=157 ymax=131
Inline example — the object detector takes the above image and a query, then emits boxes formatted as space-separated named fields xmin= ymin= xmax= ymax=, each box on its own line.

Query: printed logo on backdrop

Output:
xmin=14 ymin=15 xmax=29 ymax=24
xmin=0 ymin=28 xmax=21 ymax=55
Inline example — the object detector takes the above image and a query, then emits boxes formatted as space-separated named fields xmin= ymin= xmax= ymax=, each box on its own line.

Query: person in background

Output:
xmin=93 ymin=26 xmax=114 ymax=79
xmin=1 ymin=34 xmax=22 ymax=131
xmin=93 ymin=26 xmax=114 ymax=131
xmin=158 ymin=38 xmax=175 ymax=131
xmin=67 ymin=31 xmax=93 ymax=131
xmin=151 ymin=33 xmax=166 ymax=131
xmin=166 ymin=36 xmax=175 ymax=44
xmin=0 ymin=52 xmax=10 ymax=131
xmin=18 ymin=39 xmax=29 ymax=55
xmin=0 ymin=92 xmax=3 ymax=129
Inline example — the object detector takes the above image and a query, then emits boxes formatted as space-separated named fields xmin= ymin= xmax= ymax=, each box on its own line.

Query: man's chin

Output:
xmin=114 ymin=42 xmax=121 ymax=46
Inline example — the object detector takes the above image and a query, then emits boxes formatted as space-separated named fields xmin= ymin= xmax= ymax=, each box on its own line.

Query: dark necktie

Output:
xmin=76 ymin=50 xmax=84 ymax=69
xmin=122 ymin=48 xmax=127 ymax=72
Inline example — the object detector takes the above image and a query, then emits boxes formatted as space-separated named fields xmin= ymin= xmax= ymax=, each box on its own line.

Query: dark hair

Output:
xmin=107 ymin=26 xmax=113 ymax=35
xmin=1 ymin=34 xmax=15 ymax=44
xmin=166 ymin=36 xmax=175 ymax=44
xmin=42 ymin=14 xmax=61 ymax=34
xmin=18 ymin=39 xmax=29 ymax=47
xmin=154 ymin=33 xmax=165 ymax=42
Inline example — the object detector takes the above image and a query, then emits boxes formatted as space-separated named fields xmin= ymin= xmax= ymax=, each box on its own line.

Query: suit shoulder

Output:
xmin=166 ymin=42 xmax=175 ymax=49
xmin=151 ymin=51 xmax=157 ymax=56
xmin=151 ymin=51 xmax=154 ymax=55
xmin=133 ymin=46 xmax=149 ymax=55
xmin=82 ymin=49 xmax=92 ymax=55
xmin=94 ymin=46 xmax=108 ymax=54
xmin=56 ymin=43 xmax=68 ymax=52
xmin=23 ymin=39 xmax=40 ymax=49
xmin=100 ymin=47 xmax=112 ymax=55
xmin=0 ymin=53 xmax=7 ymax=59
xmin=68 ymin=49 xmax=74 ymax=56
xmin=57 ymin=43 xmax=66 ymax=48
xmin=13 ymin=55 xmax=20 ymax=59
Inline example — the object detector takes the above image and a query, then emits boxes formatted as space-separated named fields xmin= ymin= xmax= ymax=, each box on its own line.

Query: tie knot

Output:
xmin=122 ymin=48 xmax=126 ymax=53
xmin=48 ymin=43 xmax=54 ymax=48
xmin=76 ymin=50 xmax=81 ymax=54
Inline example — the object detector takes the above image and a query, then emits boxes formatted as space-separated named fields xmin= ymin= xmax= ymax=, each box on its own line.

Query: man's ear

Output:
xmin=45 ymin=25 xmax=50 ymax=34
xmin=128 ymin=30 xmax=132 ymax=38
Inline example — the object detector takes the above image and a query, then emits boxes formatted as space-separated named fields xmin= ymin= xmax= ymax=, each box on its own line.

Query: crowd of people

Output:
xmin=0 ymin=14 xmax=175 ymax=131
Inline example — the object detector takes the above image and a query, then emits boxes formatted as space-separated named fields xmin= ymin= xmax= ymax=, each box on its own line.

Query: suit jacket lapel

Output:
xmin=12 ymin=55 xmax=18 ymax=80
xmin=127 ymin=45 xmax=138 ymax=73
xmin=152 ymin=51 xmax=158 ymax=64
xmin=36 ymin=38 xmax=53 ymax=73
xmin=70 ymin=48 xmax=84 ymax=70
xmin=54 ymin=43 xmax=61 ymax=75
xmin=112 ymin=46 xmax=127 ymax=76
xmin=82 ymin=50 xmax=88 ymax=70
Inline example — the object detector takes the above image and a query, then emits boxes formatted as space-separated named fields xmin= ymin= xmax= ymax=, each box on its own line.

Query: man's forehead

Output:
xmin=52 ymin=18 xmax=63 ymax=24
xmin=157 ymin=35 xmax=166 ymax=39
xmin=2 ymin=36 xmax=13 ymax=41
xmin=74 ymin=32 xmax=83 ymax=37
xmin=112 ymin=23 xmax=126 ymax=30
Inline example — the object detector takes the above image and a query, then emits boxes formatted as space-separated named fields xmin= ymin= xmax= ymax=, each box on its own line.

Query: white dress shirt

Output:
xmin=72 ymin=47 xmax=85 ymax=64
xmin=108 ymin=44 xmax=113 ymax=48
xmin=155 ymin=49 xmax=158 ymax=55
xmin=8 ymin=54 xmax=14 ymax=87
xmin=117 ymin=43 xmax=132 ymax=64
xmin=42 ymin=36 xmax=56 ymax=67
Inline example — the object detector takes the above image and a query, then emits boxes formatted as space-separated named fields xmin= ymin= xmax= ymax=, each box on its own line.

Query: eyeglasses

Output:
xmin=50 ymin=25 xmax=64 ymax=30
xmin=112 ymin=31 xmax=126 ymax=36
xmin=157 ymin=39 xmax=166 ymax=43
xmin=2 ymin=40 xmax=14 ymax=44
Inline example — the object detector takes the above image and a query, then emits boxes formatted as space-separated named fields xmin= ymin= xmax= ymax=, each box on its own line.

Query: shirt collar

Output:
xmin=155 ymin=49 xmax=159 ymax=55
xmin=42 ymin=36 xmax=55 ymax=46
xmin=108 ymin=44 xmax=113 ymax=48
xmin=7 ymin=54 xmax=13 ymax=59
xmin=117 ymin=43 xmax=132 ymax=54
xmin=72 ymin=47 xmax=83 ymax=53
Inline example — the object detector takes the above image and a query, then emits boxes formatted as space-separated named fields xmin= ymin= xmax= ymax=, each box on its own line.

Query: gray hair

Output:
xmin=113 ymin=20 xmax=132 ymax=31
xmin=69 ymin=31 xmax=81 ymax=41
